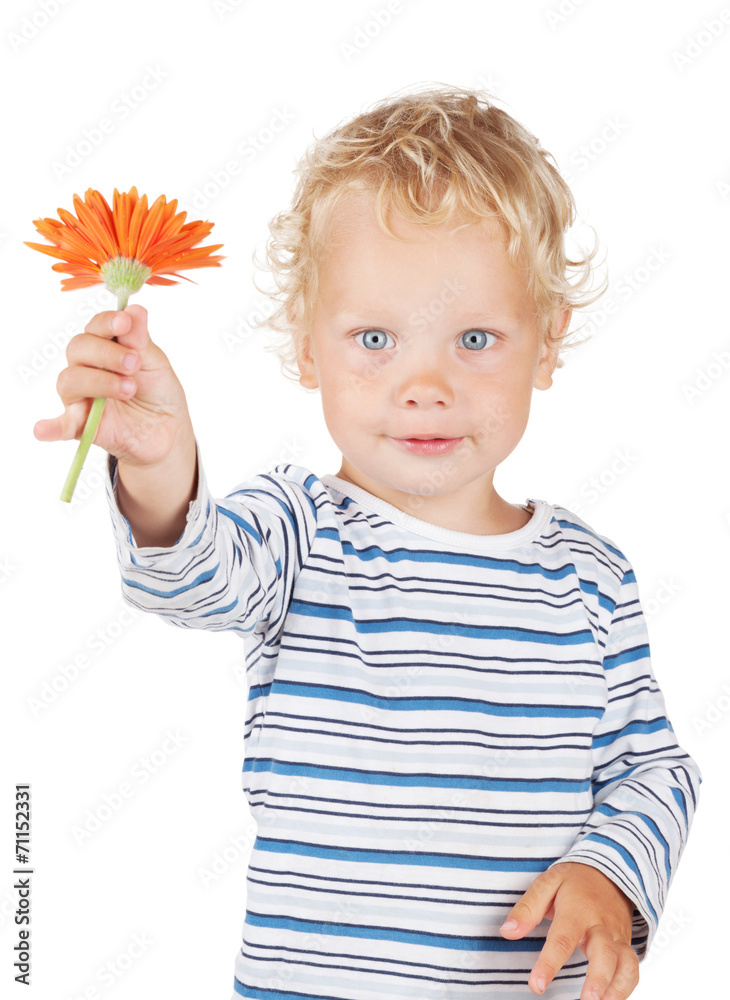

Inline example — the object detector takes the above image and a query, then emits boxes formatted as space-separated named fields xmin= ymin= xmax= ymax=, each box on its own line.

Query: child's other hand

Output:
xmin=499 ymin=861 xmax=639 ymax=1000
xmin=33 ymin=304 xmax=195 ymax=469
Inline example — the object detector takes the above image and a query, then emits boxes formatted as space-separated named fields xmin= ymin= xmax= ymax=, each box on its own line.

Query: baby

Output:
xmin=35 ymin=86 xmax=701 ymax=1000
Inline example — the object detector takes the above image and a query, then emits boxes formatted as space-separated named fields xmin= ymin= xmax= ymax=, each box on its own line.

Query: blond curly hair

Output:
xmin=250 ymin=83 xmax=606 ymax=384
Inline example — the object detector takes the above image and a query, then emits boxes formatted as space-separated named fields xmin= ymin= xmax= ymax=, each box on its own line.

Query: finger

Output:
xmin=602 ymin=942 xmax=640 ymax=1000
xmin=55 ymin=362 xmax=137 ymax=411
xmin=66 ymin=331 xmax=141 ymax=381
xmin=529 ymin=915 xmax=583 ymax=995
xmin=579 ymin=925 xmax=618 ymax=1000
xmin=83 ymin=303 xmax=151 ymax=354
xmin=501 ymin=869 xmax=562 ymax=937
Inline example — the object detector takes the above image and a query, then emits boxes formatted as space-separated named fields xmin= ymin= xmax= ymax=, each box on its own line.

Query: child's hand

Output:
xmin=33 ymin=304 xmax=195 ymax=469
xmin=499 ymin=861 xmax=639 ymax=1000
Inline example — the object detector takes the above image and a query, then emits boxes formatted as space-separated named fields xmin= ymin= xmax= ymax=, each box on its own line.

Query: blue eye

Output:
xmin=460 ymin=329 xmax=496 ymax=350
xmin=354 ymin=329 xmax=393 ymax=350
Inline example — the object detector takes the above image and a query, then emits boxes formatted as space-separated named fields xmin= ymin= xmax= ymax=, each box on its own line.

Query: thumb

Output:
xmin=500 ymin=870 xmax=561 ymax=938
xmin=33 ymin=400 xmax=93 ymax=442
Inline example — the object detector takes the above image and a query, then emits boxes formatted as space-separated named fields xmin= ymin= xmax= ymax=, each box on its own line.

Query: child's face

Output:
xmin=298 ymin=191 xmax=568 ymax=532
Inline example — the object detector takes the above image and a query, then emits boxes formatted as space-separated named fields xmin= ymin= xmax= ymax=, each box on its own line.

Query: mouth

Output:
xmin=390 ymin=436 xmax=465 ymax=454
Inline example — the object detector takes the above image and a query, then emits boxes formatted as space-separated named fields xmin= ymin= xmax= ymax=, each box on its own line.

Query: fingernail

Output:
xmin=500 ymin=919 xmax=518 ymax=932
xmin=112 ymin=314 xmax=121 ymax=332
xmin=122 ymin=353 xmax=137 ymax=370
xmin=534 ymin=976 xmax=546 ymax=993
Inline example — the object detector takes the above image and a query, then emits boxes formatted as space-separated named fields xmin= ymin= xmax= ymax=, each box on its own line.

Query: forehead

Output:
xmin=317 ymin=190 xmax=530 ymax=318
xmin=321 ymin=188 xmax=506 ymax=250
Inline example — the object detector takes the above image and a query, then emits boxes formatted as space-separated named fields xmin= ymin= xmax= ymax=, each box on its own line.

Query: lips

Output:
xmin=391 ymin=436 xmax=465 ymax=455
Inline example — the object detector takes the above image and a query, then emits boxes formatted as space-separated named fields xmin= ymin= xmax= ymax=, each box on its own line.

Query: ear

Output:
xmin=534 ymin=308 xmax=571 ymax=391
xmin=296 ymin=332 xmax=319 ymax=390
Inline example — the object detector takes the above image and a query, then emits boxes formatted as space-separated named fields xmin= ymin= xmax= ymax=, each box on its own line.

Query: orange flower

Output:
xmin=26 ymin=186 xmax=224 ymax=504
xmin=25 ymin=186 xmax=224 ymax=301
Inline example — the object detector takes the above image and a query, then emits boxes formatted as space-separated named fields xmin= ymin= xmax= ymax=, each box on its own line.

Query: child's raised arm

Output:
xmin=34 ymin=301 xmax=318 ymax=637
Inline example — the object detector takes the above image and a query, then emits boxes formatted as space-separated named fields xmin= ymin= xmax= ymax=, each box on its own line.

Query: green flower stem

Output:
xmin=60 ymin=288 xmax=131 ymax=503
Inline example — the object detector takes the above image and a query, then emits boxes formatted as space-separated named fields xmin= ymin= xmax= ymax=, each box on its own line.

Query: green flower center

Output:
xmin=100 ymin=255 xmax=152 ymax=301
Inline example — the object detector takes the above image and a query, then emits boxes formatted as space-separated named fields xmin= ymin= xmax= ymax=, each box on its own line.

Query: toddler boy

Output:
xmin=38 ymin=87 xmax=701 ymax=1000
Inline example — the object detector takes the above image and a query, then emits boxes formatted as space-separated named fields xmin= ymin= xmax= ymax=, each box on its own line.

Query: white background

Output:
xmin=2 ymin=0 xmax=726 ymax=997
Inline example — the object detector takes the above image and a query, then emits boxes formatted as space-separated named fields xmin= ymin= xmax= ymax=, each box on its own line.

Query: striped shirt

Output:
xmin=104 ymin=440 xmax=701 ymax=1000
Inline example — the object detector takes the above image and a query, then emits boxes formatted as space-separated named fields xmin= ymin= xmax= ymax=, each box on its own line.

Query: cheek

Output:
xmin=330 ymin=349 xmax=390 ymax=398
xmin=319 ymin=373 xmax=361 ymax=435
xmin=472 ymin=371 xmax=533 ymax=441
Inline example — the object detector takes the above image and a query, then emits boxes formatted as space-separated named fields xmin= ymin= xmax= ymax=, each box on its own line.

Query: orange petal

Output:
xmin=127 ymin=191 xmax=148 ymax=257
xmin=113 ymin=188 xmax=130 ymax=259
xmin=23 ymin=241 xmax=80 ymax=262
xmin=135 ymin=194 xmax=168 ymax=262
xmin=71 ymin=193 xmax=117 ymax=259
xmin=87 ymin=188 xmax=120 ymax=255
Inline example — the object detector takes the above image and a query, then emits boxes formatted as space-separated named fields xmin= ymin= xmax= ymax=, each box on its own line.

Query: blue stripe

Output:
xmin=252 ymin=836 xmax=561 ymax=873
xmin=243 ymin=758 xmax=591 ymax=793
xmin=121 ymin=564 xmax=219 ymax=597
xmin=266 ymin=679 xmax=605 ymax=718
xmin=593 ymin=717 xmax=668 ymax=746
xmin=244 ymin=907 xmax=546 ymax=950
xmin=290 ymin=599 xmax=595 ymax=645
xmin=603 ymin=644 xmax=650 ymax=670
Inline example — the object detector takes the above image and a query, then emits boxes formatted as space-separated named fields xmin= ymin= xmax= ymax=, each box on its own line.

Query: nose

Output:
xmin=395 ymin=352 xmax=456 ymax=408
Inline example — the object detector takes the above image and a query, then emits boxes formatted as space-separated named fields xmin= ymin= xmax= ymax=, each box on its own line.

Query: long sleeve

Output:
xmin=104 ymin=437 xmax=318 ymax=637
xmin=546 ymin=557 xmax=702 ymax=960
